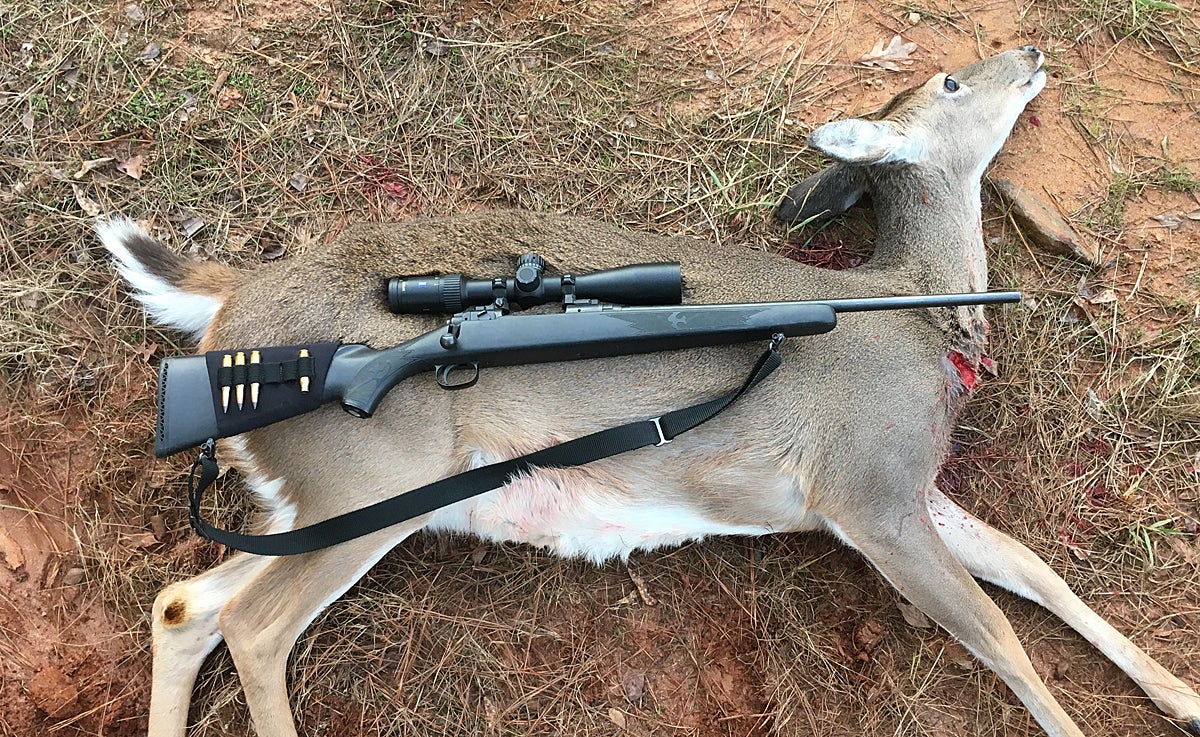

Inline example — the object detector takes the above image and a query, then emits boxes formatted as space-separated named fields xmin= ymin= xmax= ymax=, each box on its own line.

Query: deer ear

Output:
xmin=776 ymin=163 xmax=868 ymax=225
xmin=808 ymin=119 xmax=927 ymax=164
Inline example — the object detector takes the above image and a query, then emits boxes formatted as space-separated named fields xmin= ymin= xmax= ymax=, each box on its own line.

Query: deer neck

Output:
xmin=867 ymin=169 xmax=990 ymax=354
xmin=868 ymin=170 xmax=987 ymax=296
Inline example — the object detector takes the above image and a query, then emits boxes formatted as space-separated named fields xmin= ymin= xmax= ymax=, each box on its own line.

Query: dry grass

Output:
xmin=2 ymin=0 xmax=1198 ymax=736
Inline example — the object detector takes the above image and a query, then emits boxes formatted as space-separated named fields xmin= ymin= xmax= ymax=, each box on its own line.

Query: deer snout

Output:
xmin=1019 ymin=45 xmax=1045 ymax=69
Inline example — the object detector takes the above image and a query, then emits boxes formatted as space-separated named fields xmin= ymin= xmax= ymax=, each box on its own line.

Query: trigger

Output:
xmin=435 ymin=363 xmax=480 ymax=390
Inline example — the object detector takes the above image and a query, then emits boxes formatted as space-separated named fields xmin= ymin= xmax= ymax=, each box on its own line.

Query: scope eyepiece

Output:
xmin=387 ymin=255 xmax=682 ymax=314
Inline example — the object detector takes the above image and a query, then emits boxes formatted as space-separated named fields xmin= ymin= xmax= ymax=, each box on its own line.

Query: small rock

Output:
xmin=622 ymin=670 xmax=646 ymax=704
xmin=907 ymin=11 xmax=921 ymax=23
xmin=61 ymin=567 xmax=85 ymax=587
xmin=992 ymin=179 xmax=1101 ymax=266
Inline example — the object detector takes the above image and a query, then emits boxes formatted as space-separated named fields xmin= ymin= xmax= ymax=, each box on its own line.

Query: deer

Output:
xmin=99 ymin=47 xmax=1200 ymax=737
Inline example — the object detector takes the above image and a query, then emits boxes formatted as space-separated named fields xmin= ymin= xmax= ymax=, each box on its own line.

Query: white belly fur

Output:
xmin=426 ymin=464 xmax=778 ymax=563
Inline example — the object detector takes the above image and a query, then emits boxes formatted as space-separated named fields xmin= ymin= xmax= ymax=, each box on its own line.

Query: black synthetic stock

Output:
xmin=155 ymin=342 xmax=340 ymax=457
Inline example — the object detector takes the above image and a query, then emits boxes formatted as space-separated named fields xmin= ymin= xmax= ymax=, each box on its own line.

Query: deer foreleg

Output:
xmin=825 ymin=488 xmax=1085 ymax=737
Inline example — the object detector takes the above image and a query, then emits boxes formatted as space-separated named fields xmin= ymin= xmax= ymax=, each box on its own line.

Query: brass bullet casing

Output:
xmin=235 ymin=351 xmax=246 ymax=410
xmin=221 ymin=354 xmax=233 ymax=412
xmin=299 ymin=348 xmax=310 ymax=393
xmin=250 ymin=350 xmax=261 ymax=409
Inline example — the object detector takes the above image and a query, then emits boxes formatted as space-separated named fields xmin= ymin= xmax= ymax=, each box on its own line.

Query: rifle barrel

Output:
xmin=818 ymin=291 xmax=1022 ymax=314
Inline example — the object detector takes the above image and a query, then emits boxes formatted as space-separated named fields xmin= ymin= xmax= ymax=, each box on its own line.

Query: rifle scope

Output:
xmin=387 ymin=254 xmax=682 ymax=313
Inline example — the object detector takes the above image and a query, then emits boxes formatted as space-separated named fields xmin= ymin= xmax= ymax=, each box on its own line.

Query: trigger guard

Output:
xmin=435 ymin=363 xmax=480 ymax=390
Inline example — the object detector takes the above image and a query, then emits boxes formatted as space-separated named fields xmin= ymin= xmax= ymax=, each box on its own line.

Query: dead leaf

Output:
xmin=225 ymin=229 xmax=254 ymax=253
xmin=124 ymin=531 xmax=160 ymax=549
xmin=216 ymin=86 xmax=244 ymax=109
xmin=180 ymin=217 xmax=205 ymax=238
xmin=260 ymin=241 xmax=287 ymax=260
xmin=943 ymin=642 xmax=975 ymax=670
xmin=19 ymin=108 xmax=34 ymax=131
xmin=71 ymin=183 xmax=102 ymax=216
xmin=1084 ymin=388 xmax=1104 ymax=419
xmin=125 ymin=3 xmax=146 ymax=22
xmin=137 ymin=341 xmax=159 ymax=362
xmin=421 ymin=39 xmax=451 ymax=56
xmin=179 ymin=89 xmax=198 ymax=113
xmin=288 ymin=172 xmax=308 ymax=192
xmin=897 ymin=601 xmax=933 ymax=629
xmin=1150 ymin=212 xmax=1182 ymax=229
xmin=117 ymin=153 xmax=145 ymax=180
xmin=1166 ymin=536 xmax=1195 ymax=563
xmin=149 ymin=514 xmax=168 ymax=541
xmin=1184 ymin=208 xmax=1200 ymax=221
xmin=858 ymin=35 xmax=917 ymax=71
xmin=1087 ymin=289 xmax=1118 ymax=305
xmin=627 ymin=565 xmax=656 ymax=606
xmin=72 ymin=157 xmax=114 ymax=179
xmin=470 ymin=543 xmax=488 ymax=565
xmin=854 ymin=617 xmax=888 ymax=656
xmin=170 ymin=211 xmax=205 ymax=238
xmin=137 ymin=43 xmax=161 ymax=62
xmin=57 ymin=58 xmax=80 ymax=86
xmin=607 ymin=708 xmax=627 ymax=729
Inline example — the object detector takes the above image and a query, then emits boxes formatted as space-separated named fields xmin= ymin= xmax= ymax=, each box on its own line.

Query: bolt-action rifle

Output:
xmin=153 ymin=255 xmax=1020 ymax=458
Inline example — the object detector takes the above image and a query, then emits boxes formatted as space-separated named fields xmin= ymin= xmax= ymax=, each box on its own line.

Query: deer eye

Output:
xmin=944 ymin=76 xmax=960 ymax=93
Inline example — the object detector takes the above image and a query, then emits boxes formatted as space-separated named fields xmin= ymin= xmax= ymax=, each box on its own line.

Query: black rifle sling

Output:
xmin=187 ymin=339 xmax=784 ymax=556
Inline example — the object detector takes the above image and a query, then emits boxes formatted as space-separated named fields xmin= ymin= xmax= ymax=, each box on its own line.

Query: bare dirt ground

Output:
xmin=1 ymin=0 xmax=1198 ymax=735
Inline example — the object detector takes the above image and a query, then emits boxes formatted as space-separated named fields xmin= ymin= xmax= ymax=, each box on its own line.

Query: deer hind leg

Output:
xmin=216 ymin=524 xmax=427 ymax=737
xmin=150 ymin=552 xmax=273 ymax=737
xmin=825 ymin=487 xmax=1086 ymax=737
xmin=928 ymin=486 xmax=1200 ymax=734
